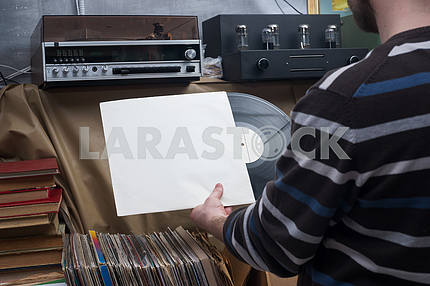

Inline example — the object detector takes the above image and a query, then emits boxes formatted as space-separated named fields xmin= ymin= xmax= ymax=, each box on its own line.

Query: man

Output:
xmin=191 ymin=0 xmax=430 ymax=285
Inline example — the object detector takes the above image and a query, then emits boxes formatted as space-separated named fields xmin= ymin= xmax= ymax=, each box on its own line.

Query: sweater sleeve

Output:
xmin=223 ymin=88 xmax=360 ymax=277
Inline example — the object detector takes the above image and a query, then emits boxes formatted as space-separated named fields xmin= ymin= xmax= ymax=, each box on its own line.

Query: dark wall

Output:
xmin=0 ymin=0 xmax=307 ymax=85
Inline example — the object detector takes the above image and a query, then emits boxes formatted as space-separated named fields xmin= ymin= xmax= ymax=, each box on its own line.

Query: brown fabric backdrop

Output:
xmin=0 ymin=79 xmax=312 ymax=234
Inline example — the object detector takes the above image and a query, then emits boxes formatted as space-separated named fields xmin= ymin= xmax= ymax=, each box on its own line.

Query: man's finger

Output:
xmin=225 ymin=206 xmax=233 ymax=215
xmin=209 ymin=183 xmax=223 ymax=199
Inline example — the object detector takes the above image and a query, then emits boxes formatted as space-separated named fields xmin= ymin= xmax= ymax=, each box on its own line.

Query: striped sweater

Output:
xmin=223 ymin=26 xmax=430 ymax=285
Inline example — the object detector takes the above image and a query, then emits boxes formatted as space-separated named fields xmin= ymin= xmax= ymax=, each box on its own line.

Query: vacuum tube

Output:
xmin=267 ymin=24 xmax=280 ymax=49
xmin=236 ymin=25 xmax=249 ymax=50
xmin=262 ymin=27 xmax=273 ymax=50
xmin=325 ymin=25 xmax=340 ymax=48
xmin=298 ymin=24 xmax=311 ymax=49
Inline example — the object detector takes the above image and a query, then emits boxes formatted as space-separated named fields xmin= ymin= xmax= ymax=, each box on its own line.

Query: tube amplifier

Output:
xmin=203 ymin=14 xmax=368 ymax=81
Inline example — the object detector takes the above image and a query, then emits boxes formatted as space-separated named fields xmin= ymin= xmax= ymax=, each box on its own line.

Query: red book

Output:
xmin=0 ymin=158 xmax=59 ymax=180
xmin=0 ymin=158 xmax=59 ymax=192
xmin=0 ymin=187 xmax=51 ymax=204
xmin=0 ymin=188 xmax=62 ymax=218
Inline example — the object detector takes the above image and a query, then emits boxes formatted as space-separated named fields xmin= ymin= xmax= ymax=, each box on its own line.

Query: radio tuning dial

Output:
xmin=82 ymin=66 xmax=89 ymax=73
xmin=102 ymin=65 xmax=109 ymax=72
xmin=62 ymin=66 xmax=69 ymax=73
xmin=72 ymin=66 xmax=79 ymax=73
xmin=184 ymin=49 xmax=197 ymax=60
xmin=52 ymin=67 xmax=59 ymax=74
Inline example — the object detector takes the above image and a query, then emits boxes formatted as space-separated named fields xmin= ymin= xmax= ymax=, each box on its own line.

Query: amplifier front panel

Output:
xmin=223 ymin=48 xmax=368 ymax=81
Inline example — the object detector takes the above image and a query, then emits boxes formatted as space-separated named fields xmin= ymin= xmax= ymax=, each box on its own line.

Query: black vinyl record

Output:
xmin=227 ymin=93 xmax=291 ymax=199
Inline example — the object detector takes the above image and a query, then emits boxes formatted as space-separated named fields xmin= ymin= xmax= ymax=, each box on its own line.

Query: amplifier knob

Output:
xmin=348 ymin=55 xmax=360 ymax=64
xmin=185 ymin=49 xmax=197 ymax=60
xmin=256 ymin=58 xmax=270 ymax=71
xmin=52 ymin=67 xmax=59 ymax=74
xmin=102 ymin=65 xmax=109 ymax=72
xmin=72 ymin=66 xmax=79 ymax=73
xmin=62 ymin=67 xmax=69 ymax=73
xmin=82 ymin=66 xmax=89 ymax=73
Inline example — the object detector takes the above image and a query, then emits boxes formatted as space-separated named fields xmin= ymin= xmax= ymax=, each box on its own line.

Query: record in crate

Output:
xmin=62 ymin=227 xmax=234 ymax=286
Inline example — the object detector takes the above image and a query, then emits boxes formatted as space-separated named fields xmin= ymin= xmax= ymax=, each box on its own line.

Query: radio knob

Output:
xmin=82 ymin=66 xmax=89 ymax=73
xmin=62 ymin=66 xmax=69 ymax=73
xmin=184 ymin=49 xmax=197 ymax=60
xmin=72 ymin=66 xmax=79 ymax=73
xmin=256 ymin=58 xmax=270 ymax=71
xmin=52 ymin=67 xmax=59 ymax=74
xmin=102 ymin=65 xmax=109 ymax=73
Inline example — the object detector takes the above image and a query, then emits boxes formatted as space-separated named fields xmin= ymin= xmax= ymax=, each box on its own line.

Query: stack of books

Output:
xmin=0 ymin=158 xmax=65 ymax=285
xmin=63 ymin=227 xmax=234 ymax=286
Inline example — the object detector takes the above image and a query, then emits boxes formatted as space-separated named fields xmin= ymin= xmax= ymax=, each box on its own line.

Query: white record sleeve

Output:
xmin=100 ymin=91 xmax=255 ymax=216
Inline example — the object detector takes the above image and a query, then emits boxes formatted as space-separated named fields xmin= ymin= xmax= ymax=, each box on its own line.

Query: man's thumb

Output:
xmin=210 ymin=183 xmax=223 ymax=199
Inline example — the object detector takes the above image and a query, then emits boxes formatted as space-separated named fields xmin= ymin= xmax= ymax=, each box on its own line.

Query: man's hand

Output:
xmin=190 ymin=183 xmax=233 ymax=241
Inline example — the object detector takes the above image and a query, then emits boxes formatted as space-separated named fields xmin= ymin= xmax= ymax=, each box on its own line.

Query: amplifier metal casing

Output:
xmin=31 ymin=16 xmax=202 ymax=87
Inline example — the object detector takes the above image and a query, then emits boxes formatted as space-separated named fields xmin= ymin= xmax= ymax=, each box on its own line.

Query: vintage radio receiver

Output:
xmin=31 ymin=16 xmax=202 ymax=87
